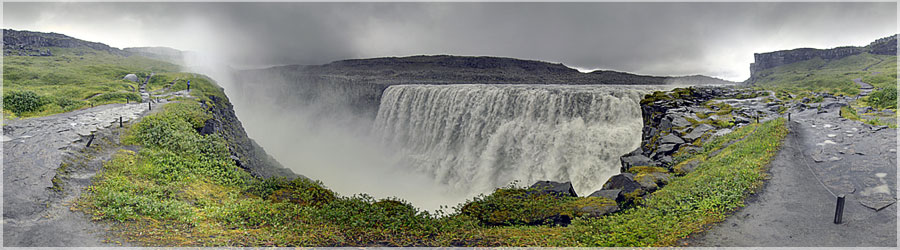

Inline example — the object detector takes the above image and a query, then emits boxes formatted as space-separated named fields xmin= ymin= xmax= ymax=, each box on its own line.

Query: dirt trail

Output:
xmin=685 ymin=104 xmax=897 ymax=247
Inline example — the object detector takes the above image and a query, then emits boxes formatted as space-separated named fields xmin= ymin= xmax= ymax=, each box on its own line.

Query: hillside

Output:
xmin=257 ymin=55 xmax=737 ymax=86
xmin=747 ymin=35 xmax=897 ymax=96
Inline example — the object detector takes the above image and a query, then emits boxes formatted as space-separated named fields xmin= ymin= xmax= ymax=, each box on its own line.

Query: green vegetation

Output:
xmin=2 ymin=47 xmax=185 ymax=118
xmin=750 ymin=53 xmax=895 ymax=98
xmin=840 ymin=106 xmax=897 ymax=128
xmin=567 ymin=118 xmax=787 ymax=246
xmin=867 ymin=87 xmax=898 ymax=110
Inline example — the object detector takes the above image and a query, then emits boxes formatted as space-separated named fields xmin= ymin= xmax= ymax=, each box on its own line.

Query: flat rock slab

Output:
xmin=860 ymin=199 xmax=896 ymax=211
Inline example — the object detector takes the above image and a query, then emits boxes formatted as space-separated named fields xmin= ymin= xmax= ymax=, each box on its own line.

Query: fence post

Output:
xmin=119 ymin=116 xmax=123 ymax=128
xmin=834 ymin=195 xmax=845 ymax=224
xmin=86 ymin=134 xmax=95 ymax=148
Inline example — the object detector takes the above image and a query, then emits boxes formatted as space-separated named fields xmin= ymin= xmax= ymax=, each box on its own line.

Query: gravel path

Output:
xmin=853 ymin=78 xmax=874 ymax=96
xmin=3 ymin=102 xmax=152 ymax=247
xmin=685 ymin=104 xmax=897 ymax=247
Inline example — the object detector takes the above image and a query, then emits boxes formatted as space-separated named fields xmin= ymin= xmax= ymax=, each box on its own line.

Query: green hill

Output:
xmin=2 ymin=29 xmax=210 ymax=118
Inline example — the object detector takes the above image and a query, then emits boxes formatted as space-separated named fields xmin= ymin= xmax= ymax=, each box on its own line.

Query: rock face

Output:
xmin=748 ymin=35 xmax=897 ymax=81
xmin=529 ymin=181 xmax=578 ymax=197
xmin=3 ymin=29 xmax=128 ymax=56
xmin=200 ymin=95 xmax=302 ymax=179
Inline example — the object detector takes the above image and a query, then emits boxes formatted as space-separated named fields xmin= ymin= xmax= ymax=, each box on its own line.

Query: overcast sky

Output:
xmin=3 ymin=2 xmax=897 ymax=81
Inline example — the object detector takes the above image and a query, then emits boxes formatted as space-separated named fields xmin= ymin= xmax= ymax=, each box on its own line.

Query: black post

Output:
xmin=119 ymin=116 xmax=123 ymax=128
xmin=148 ymin=101 xmax=151 ymax=110
xmin=86 ymin=134 xmax=95 ymax=148
xmin=788 ymin=112 xmax=791 ymax=122
xmin=126 ymin=98 xmax=129 ymax=104
xmin=834 ymin=195 xmax=845 ymax=224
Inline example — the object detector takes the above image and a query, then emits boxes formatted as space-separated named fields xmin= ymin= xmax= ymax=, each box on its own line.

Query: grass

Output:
xmin=750 ymin=53 xmax=896 ymax=98
xmin=840 ymin=106 xmax=897 ymax=128
xmin=2 ymin=47 xmax=186 ymax=118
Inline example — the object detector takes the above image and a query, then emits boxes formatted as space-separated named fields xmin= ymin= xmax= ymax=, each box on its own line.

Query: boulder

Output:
xmin=572 ymin=198 xmax=620 ymax=218
xmin=634 ymin=172 xmax=672 ymax=192
xmin=601 ymin=173 xmax=643 ymax=196
xmin=674 ymin=159 xmax=701 ymax=175
xmin=683 ymin=124 xmax=715 ymax=141
xmin=658 ymin=133 xmax=685 ymax=144
xmin=621 ymin=153 xmax=653 ymax=170
xmin=670 ymin=115 xmax=692 ymax=127
xmin=657 ymin=155 xmax=674 ymax=166
xmin=822 ymin=102 xmax=848 ymax=110
xmin=656 ymin=143 xmax=678 ymax=154
xmin=123 ymin=73 xmax=139 ymax=82
xmin=529 ymin=181 xmax=578 ymax=197
xmin=588 ymin=189 xmax=623 ymax=202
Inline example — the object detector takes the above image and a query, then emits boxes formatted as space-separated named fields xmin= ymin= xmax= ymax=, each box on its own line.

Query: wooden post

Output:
xmin=148 ymin=101 xmax=151 ymax=110
xmin=86 ymin=134 xmax=95 ymax=148
xmin=119 ymin=116 xmax=123 ymax=128
xmin=834 ymin=195 xmax=845 ymax=224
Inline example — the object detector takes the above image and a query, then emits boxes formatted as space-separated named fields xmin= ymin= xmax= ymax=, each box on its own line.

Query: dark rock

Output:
xmin=822 ymin=102 xmax=848 ymax=110
xmin=201 ymin=95 xmax=302 ymax=179
xmin=601 ymin=173 xmax=643 ymax=196
xmin=529 ymin=180 xmax=578 ymax=197
xmin=573 ymin=201 xmax=620 ymax=218
xmin=589 ymin=189 xmax=624 ymax=202
xmin=621 ymin=153 xmax=653 ymax=170
xmin=635 ymin=172 xmax=672 ymax=192
xmin=656 ymin=143 xmax=678 ymax=154
xmin=658 ymin=133 xmax=685 ymax=144
xmin=658 ymin=118 xmax=673 ymax=132
xmin=675 ymin=159 xmax=701 ymax=175
xmin=670 ymin=115 xmax=692 ymax=127
xmin=683 ymin=124 xmax=715 ymax=141
xmin=801 ymin=97 xmax=811 ymax=103
xmin=658 ymin=155 xmax=674 ymax=166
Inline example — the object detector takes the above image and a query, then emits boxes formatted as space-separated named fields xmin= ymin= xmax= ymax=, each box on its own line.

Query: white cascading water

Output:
xmin=373 ymin=84 xmax=648 ymax=197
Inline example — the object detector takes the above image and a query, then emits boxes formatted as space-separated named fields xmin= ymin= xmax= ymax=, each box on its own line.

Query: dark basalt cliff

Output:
xmin=200 ymin=95 xmax=302 ymax=179
xmin=749 ymin=35 xmax=897 ymax=79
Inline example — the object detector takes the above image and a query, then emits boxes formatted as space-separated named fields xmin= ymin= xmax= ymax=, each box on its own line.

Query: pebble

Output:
xmin=829 ymin=156 xmax=842 ymax=161
xmin=824 ymin=140 xmax=837 ymax=145
xmin=827 ymin=134 xmax=837 ymax=138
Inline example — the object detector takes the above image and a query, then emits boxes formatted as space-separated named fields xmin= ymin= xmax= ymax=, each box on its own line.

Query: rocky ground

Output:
xmin=2 ymin=102 xmax=152 ymax=246
xmin=684 ymin=90 xmax=897 ymax=246
xmin=1 ymin=76 xmax=186 ymax=246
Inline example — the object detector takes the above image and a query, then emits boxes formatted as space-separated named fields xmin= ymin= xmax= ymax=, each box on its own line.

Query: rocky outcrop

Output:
xmin=867 ymin=35 xmax=898 ymax=56
xmin=748 ymin=35 xmax=897 ymax=81
xmin=3 ymin=29 xmax=128 ymax=56
xmin=750 ymin=47 xmax=864 ymax=76
xmin=528 ymin=181 xmax=578 ymax=197
xmin=200 ymin=95 xmax=302 ymax=179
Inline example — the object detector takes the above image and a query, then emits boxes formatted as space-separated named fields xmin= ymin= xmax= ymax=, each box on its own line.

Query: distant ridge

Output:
xmin=259 ymin=55 xmax=737 ymax=86
xmin=748 ymin=34 xmax=897 ymax=81
xmin=3 ymin=29 xmax=128 ymax=56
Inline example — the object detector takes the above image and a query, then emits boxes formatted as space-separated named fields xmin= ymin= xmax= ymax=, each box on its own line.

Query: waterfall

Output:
xmin=373 ymin=84 xmax=647 ymax=197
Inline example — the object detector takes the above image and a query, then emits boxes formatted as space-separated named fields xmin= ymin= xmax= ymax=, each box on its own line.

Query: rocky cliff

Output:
xmin=749 ymin=35 xmax=897 ymax=79
xmin=200 ymin=94 xmax=301 ymax=179
xmin=3 ymin=29 xmax=128 ymax=56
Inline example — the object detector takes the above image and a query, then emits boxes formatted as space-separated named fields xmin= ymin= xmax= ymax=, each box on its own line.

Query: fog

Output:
xmin=183 ymin=55 xmax=472 ymax=211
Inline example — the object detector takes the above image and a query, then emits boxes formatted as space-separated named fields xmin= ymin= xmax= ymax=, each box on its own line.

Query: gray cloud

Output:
xmin=4 ymin=2 xmax=896 ymax=81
